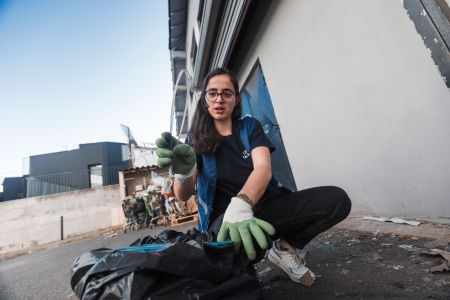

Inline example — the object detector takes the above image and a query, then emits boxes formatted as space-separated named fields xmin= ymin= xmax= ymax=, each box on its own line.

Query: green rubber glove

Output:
xmin=217 ymin=197 xmax=276 ymax=260
xmin=155 ymin=132 xmax=196 ymax=176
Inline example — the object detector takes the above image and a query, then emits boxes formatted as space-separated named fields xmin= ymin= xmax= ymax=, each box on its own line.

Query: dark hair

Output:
xmin=189 ymin=68 xmax=242 ymax=154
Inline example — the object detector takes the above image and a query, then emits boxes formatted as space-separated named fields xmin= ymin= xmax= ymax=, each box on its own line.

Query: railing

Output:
xmin=26 ymin=165 xmax=125 ymax=197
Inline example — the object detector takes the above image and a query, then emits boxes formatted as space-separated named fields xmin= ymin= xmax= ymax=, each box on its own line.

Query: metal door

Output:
xmin=240 ymin=64 xmax=297 ymax=191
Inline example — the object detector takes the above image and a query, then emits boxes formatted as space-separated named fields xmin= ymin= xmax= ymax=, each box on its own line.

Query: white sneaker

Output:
xmin=268 ymin=240 xmax=316 ymax=286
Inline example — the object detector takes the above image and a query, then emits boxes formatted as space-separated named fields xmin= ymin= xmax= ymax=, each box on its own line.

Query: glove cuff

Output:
xmin=173 ymin=163 xmax=197 ymax=180
xmin=230 ymin=196 xmax=253 ymax=210
xmin=222 ymin=197 xmax=253 ymax=223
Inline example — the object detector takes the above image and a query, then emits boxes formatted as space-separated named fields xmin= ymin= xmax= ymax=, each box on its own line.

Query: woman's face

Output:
xmin=204 ymin=74 xmax=238 ymax=122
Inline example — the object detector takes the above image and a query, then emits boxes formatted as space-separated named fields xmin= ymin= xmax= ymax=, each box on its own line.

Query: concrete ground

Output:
xmin=0 ymin=216 xmax=449 ymax=299
xmin=258 ymin=217 xmax=450 ymax=299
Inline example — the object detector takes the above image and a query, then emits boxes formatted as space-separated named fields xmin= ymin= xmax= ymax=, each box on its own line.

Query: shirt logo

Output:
xmin=242 ymin=149 xmax=250 ymax=159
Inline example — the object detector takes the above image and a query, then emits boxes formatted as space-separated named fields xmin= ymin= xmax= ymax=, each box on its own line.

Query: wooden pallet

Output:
xmin=171 ymin=214 xmax=198 ymax=226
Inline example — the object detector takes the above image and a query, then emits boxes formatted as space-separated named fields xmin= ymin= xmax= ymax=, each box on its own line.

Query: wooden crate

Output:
xmin=171 ymin=214 xmax=198 ymax=226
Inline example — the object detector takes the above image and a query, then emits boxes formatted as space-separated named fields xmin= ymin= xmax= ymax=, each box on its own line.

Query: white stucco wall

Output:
xmin=0 ymin=185 xmax=123 ymax=254
xmin=238 ymin=0 xmax=450 ymax=218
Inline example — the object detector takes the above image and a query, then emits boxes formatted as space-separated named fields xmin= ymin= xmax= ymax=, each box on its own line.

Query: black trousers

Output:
xmin=253 ymin=186 xmax=351 ymax=249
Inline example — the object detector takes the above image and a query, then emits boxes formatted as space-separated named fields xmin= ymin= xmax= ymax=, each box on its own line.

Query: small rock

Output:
xmin=334 ymin=291 xmax=346 ymax=297
xmin=371 ymin=253 xmax=383 ymax=261
xmin=341 ymin=269 xmax=350 ymax=275
xmin=390 ymin=281 xmax=405 ymax=289
xmin=393 ymin=265 xmax=405 ymax=271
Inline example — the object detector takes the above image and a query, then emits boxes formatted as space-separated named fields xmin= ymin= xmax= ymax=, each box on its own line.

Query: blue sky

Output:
xmin=0 ymin=0 xmax=173 ymax=180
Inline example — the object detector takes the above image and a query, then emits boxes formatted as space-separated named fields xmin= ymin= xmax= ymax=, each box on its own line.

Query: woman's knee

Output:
xmin=320 ymin=186 xmax=351 ymax=219
xmin=330 ymin=186 xmax=352 ymax=220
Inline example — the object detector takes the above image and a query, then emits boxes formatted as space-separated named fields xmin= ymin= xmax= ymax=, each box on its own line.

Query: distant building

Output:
xmin=131 ymin=145 xmax=157 ymax=168
xmin=25 ymin=142 xmax=131 ymax=198
xmin=2 ymin=177 xmax=27 ymax=201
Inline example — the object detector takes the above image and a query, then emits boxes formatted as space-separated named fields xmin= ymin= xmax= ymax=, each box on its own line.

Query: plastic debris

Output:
xmin=103 ymin=233 xmax=117 ymax=239
xmin=392 ymin=265 xmax=405 ymax=270
xmin=258 ymin=266 xmax=273 ymax=276
xmin=425 ymin=249 xmax=450 ymax=273
xmin=429 ymin=249 xmax=450 ymax=261
xmin=363 ymin=216 xmax=421 ymax=226
xmin=70 ymin=229 xmax=262 ymax=299
xmin=430 ymin=262 xmax=449 ymax=273
xmin=398 ymin=244 xmax=414 ymax=250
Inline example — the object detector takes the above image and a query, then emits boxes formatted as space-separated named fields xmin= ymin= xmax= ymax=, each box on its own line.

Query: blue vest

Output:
xmin=194 ymin=116 xmax=289 ymax=232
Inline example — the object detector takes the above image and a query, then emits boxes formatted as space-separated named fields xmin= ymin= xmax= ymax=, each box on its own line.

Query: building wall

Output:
xmin=235 ymin=0 xmax=450 ymax=217
xmin=132 ymin=147 xmax=157 ymax=168
xmin=26 ymin=142 xmax=129 ymax=196
xmin=2 ymin=177 xmax=26 ymax=201
xmin=29 ymin=142 xmax=128 ymax=176
xmin=0 ymin=184 xmax=123 ymax=254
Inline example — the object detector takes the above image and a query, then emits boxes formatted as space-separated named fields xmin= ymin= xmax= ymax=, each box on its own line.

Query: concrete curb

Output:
xmin=337 ymin=216 xmax=450 ymax=240
xmin=0 ymin=225 xmax=123 ymax=262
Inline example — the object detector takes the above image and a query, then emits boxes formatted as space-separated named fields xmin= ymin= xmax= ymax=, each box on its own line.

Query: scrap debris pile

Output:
xmin=121 ymin=172 xmax=196 ymax=232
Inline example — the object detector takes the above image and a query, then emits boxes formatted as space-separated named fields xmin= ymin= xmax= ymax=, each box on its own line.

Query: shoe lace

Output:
xmin=284 ymin=249 xmax=304 ymax=268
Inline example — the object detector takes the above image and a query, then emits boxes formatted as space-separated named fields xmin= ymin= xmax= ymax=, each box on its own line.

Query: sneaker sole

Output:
xmin=268 ymin=250 xmax=316 ymax=286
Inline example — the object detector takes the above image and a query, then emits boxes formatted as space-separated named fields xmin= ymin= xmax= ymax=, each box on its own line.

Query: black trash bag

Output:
xmin=70 ymin=229 xmax=262 ymax=300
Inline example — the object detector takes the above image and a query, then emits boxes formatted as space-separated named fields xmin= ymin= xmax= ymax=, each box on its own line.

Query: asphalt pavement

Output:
xmin=0 ymin=223 xmax=194 ymax=300
xmin=0 ymin=218 xmax=449 ymax=299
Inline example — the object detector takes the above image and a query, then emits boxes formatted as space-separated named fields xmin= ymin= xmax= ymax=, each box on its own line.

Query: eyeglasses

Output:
xmin=205 ymin=89 xmax=236 ymax=102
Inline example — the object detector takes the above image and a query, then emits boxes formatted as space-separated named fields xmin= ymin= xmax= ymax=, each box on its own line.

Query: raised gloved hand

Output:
xmin=217 ymin=197 xmax=276 ymax=260
xmin=155 ymin=132 xmax=196 ymax=177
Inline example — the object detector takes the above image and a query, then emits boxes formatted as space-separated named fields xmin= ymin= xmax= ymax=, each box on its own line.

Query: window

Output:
xmin=197 ymin=0 xmax=205 ymax=28
xmin=89 ymin=164 xmax=103 ymax=188
xmin=190 ymin=32 xmax=198 ymax=68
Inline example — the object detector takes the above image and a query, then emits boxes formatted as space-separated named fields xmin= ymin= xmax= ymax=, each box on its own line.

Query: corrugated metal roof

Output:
xmin=119 ymin=165 xmax=167 ymax=175
xmin=168 ymin=0 xmax=187 ymax=52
